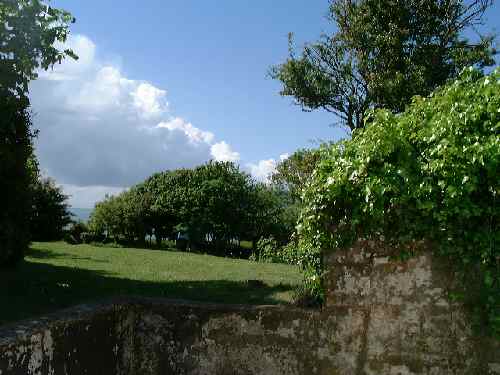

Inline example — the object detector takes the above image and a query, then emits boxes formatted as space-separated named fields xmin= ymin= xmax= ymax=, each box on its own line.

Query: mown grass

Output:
xmin=1 ymin=242 xmax=302 ymax=326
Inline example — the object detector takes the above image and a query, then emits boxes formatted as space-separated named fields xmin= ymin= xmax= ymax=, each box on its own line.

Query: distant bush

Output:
xmin=63 ymin=222 xmax=89 ymax=245
xmin=30 ymin=177 xmax=72 ymax=241
xmin=80 ymin=232 xmax=97 ymax=244
xmin=63 ymin=232 xmax=79 ymax=245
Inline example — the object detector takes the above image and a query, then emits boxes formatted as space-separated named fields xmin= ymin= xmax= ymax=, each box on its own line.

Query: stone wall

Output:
xmin=323 ymin=239 xmax=500 ymax=374
xmin=0 ymin=300 xmax=340 ymax=375
xmin=1 ymin=240 xmax=498 ymax=374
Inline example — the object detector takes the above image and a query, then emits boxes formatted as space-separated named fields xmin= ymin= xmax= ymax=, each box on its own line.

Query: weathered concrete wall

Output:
xmin=0 ymin=300 xmax=344 ymax=375
xmin=1 ymin=240 xmax=499 ymax=374
xmin=0 ymin=303 xmax=130 ymax=375
xmin=323 ymin=239 xmax=500 ymax=374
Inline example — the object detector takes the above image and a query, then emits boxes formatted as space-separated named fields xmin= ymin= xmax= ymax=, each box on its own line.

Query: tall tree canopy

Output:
xmin=0 ymin=0 xmax=76 ymax=100
xmin=271 ymin=149 xmax=321 ymax=201
xmin=0 ymin=0 xmax=75 ymax=266
xmin=271 ymin=0 xmax=496 ymax=130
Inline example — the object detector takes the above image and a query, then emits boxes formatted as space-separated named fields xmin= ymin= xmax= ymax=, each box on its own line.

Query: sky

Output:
xmin=30 ymin=1 xmax=500 ymax=208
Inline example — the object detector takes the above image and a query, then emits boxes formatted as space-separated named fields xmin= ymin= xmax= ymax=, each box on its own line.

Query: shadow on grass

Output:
xmin=1 ymin=259 xmax=296 ymax=326
xmin=25 ymin=247 xmax=109 ymax=263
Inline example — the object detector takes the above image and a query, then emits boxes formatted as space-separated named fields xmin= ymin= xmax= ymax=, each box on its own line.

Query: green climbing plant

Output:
xmin=298 ymin=67 xmax=499 ymax=336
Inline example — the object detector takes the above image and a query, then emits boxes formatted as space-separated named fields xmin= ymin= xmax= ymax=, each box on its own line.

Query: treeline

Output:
xmin=86 ymin=161 xmax=298 ymax=257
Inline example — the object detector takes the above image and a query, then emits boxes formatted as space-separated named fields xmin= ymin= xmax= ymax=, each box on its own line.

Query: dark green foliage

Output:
xmin=88 ymin=187 xmax=151 ymax=245
xmin=271 ymin=148 xmax=320 ymax=201
xmin=245 ymin=184 xmax=296 ymax=247
xmin=271 ymin=0 xmax=496 ymax=130
xmin=144 ymin=168 xmax=194 ymax=246
xmin=253 ymin=237 xmax=280 ymax=263
xmin=30 ymin=177 xmax=72 ymax=241
xmin=186 ymin=161 xmax=254 ymax=252
xmin=89 ymin=161 xmax=296 ymax=258
xmin=252 ymin=237 xmax=299 ymax=265
xmin=299 ymin=68 xmax=499 ymax=335
xmin=0 ymin=0 xmax=75 ymax=266
xmin=0 ymin=98 xmax=35 ymax=266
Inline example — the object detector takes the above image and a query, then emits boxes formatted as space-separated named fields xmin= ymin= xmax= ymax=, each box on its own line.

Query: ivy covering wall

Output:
xmin=297 ymin=67 xmax=499 ymax=335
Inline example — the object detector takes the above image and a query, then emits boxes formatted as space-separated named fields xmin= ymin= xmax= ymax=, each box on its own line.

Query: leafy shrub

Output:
xmin=279 ymin=241 xmax=299 ymax=264
xmin=80 ymin=232 xmax=98 ymax=244
xmin=254 ymin=237 xmax=280 ymax=263
xmin=63 ymin=232 xmax=79 ymax=245
xmin=298 ymin=67 xmax=500 ymax=335
xmin=252 ymin=237 xmax=300 ymax=265
xmin=292 ymin=282 xmax=323 ymax=308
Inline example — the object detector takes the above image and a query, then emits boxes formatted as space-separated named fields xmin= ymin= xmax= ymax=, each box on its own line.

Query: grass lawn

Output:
xmin=1 ymin=242 xmax=302 ymax=326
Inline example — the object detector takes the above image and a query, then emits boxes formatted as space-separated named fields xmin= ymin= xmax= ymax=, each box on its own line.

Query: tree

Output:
xmin=119 ymin=186 xmax=152 ymax=244
xmin=144 ymin=169 xmax=194 ymax=246
xmin=0 ymin=99 xmax=35 ymax=265
xmin=0 ymin=0 xmax=76 ymax=266
xmin=89 ymin=161 xmax=301 ymax=257
xmin=188 ymin=161 xmax=254 ymax=253
xmin=89 ymin=194 xmax=130 ymax=243
xmin=245 ymin=184 xmax=297 ymax=249
xmin=271 ymin=0 xmax=496 ymax=130
xmin=30 ymin=177 xmax=72 ymax=241
xmin=0 ymin=0 xmax=76 ymax=100
xmin=271 ymin=148 xmax=321 ymax=200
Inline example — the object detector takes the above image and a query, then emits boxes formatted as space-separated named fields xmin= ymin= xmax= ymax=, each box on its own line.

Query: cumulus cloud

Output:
xmin=158 ymin=118 xmax=214 ymax=144
xmin=246 ymin=153 xmax=290 ymax=183
xmin=210 ymin=141 xmax=240 ymax=162
xmin=30 ymin=34 xmax=238 ymax=207
xmin=62 ymin=184 xmax=126 ymax=209
xmin=38 ymin=35 xmax=96 ymax=81
xmin=279 ymin=153 xmax=290 ymax=162
xmin=132 ymin=83 xmax=167 ymax=117
xmin=247 ymin=159 xmax=277 ymax=182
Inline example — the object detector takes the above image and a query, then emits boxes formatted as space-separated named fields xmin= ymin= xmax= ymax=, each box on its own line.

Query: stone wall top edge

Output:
xmin=324 ymin=238 xmax=432 ymax=264
xmin=0 ymin=296 xmax=314 ymax=345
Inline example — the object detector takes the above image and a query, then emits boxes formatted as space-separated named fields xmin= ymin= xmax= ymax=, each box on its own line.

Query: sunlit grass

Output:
xmin=1 ymin=241 xmax=302 ymax=326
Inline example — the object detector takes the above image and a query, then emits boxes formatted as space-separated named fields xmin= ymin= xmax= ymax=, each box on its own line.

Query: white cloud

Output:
xmin=210 ymin=141 xmax=240 ymax=162
xmin=30 ymin=34 xmax=239 ymax=208
xmin=246 ymin=152 xmax=291 ymax=182
xmin=247 ymin=159 xmax=277 ymax=182
xmin=62 ymin=184 xmax=126 ymax=209
xmin=132 ymin=83 xmax=167 ymax=117
xmin=69 ymin=66 xmax=135 ymax=112
xmin=39 ymin=34 xmax=96 ymax=81
xmin=280 ymin=153 xmax=290 ymax=161
xmin=158 ymin=117 xmax=214 ymax=144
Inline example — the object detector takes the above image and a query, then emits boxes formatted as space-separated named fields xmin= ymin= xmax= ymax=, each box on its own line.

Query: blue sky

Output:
xmin=33 ymin=1 xmax=499 ymax=207
xmin=62 ymin=1 xmax=342 ymax=156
